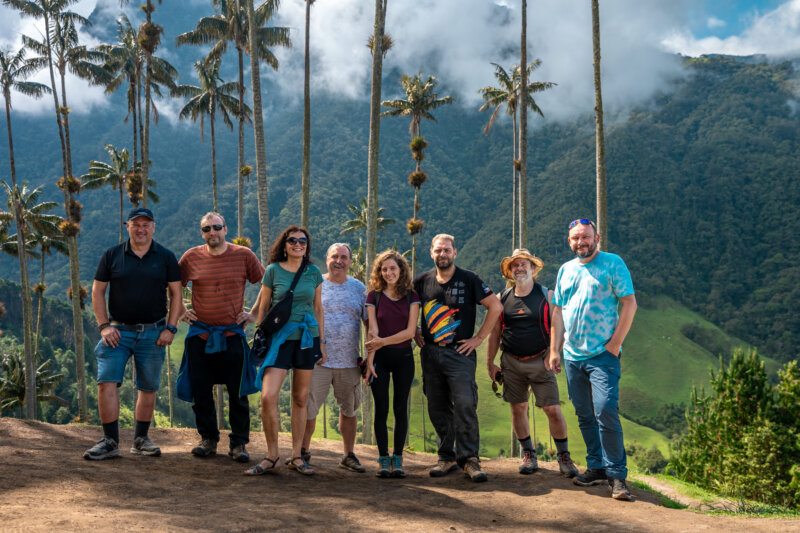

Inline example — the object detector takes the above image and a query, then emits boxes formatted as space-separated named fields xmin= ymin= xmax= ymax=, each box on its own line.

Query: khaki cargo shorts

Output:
xmin=500 ymin=352 xmax=560 ymax=406
xmin=306 ymin=365 xmax=362 ymax=418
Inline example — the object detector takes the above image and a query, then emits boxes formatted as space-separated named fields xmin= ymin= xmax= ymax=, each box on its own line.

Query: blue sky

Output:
xmin=691 ymin=0 xmax=785 ymax=38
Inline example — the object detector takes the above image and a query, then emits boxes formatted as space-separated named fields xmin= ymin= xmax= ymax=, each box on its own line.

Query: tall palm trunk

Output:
xmin=43 ymin=11 xmax=86 ymax=421
xmin=131 ymin=79 xmax=138 ymax=165
xmin=167 ymin=342 xmax=173 ymax=426
xmin=137 ymin=78 xmax=144 ymax=169
xmin=211 ymin=114 xmax=218 ymax=211
xmin=4 ymin=95 xmax=36 ymax=420
xmin=301 ymin=0 xmax=311 ymax=229
xmin=246 ymin=0 xmax=270 ymax=264
xmin=518 ymin=0 xmax=529 ymax=248
xmin=237 ymin=48 xmax=245 ymax=238
xmin=35 ymin=252 xmax=46 ymax=357
xmin=512 ymin=113 xmax=518 ymax=250
xmin=592 ymin=0 xmax=608 ymax=248
xmin=141 ymin=1 xmax=153 ymax=208
xmin=118 ymin=186 xmax=124 ymax=243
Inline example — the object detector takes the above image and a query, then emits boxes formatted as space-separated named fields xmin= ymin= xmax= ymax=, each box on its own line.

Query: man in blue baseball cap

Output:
xmin=84 ymin=207 xmax=183 ymax=460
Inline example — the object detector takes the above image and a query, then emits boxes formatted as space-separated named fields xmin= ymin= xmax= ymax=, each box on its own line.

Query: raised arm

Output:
xmin=456 ymin=293 xmax=502 ymax=355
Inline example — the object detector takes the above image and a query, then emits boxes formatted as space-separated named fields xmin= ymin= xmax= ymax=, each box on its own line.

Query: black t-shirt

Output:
xmin=94 ymin=239 xmax=181 ymax=324
xmin=414 ymin=266 xmax=493 ymax=346
xmin=500 ymin=284 xmax=550 ymax=356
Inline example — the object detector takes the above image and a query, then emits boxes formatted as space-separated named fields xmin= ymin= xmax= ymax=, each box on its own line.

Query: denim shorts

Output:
xmin=95 ymin=327 xmax=166 ymax=392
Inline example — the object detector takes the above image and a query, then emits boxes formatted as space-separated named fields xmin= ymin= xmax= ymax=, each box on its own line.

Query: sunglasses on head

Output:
xmin=287 ymin=236 xmax=308 ymax=245
xmin=201 ymin=224 xmax=224 ymax=233
xmin=568 ymin=218 xmax=597 ymax=231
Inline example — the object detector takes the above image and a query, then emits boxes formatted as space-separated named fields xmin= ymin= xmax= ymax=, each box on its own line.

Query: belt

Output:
xmin=110 ymin=318 xmax=166 ymax=332
xmin=504 ymin=348 xmax=546 ymax=361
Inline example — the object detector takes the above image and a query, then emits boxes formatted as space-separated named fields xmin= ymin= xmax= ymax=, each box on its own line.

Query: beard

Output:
xmin=573 ymin=241 xmax=597 ymax=258
xmin=435 ymin=257 xmax=453 ymax=269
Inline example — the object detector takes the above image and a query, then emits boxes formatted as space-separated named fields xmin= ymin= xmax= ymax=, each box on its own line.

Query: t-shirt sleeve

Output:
xmin=94 ymin=249 xmax=111 ymax=282
xmin=178 ymin=250 xmax=191 ymax=287
xmin=246 ymin=251 xmax=266 ymax=284
xmin=166 ymin=250 xmax=181 ymax=283
xmin=552 ymin=267 xmax=565 ymax=307
xmin=410 ymin=290 xmax=421 ymax=305
xmin=469 ymin=271 xmax=493 ymax=301
xmin=261 ymin=263 xmax=275 ymax=288
xmin=365 ymin=290 xmax=376 ymax=306
xmin=311 ymin=265 xmax=323 ymax=287
xmin=612 ymin=256 xmax=635 ymax=297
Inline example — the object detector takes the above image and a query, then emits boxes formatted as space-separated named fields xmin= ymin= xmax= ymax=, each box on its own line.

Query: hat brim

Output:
xmin=501 ymin=254 xmax=544 ymax=279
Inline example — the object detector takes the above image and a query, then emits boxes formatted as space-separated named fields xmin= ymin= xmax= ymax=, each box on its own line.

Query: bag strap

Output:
xmin=374 ymin=290 xmax=413 ymax=312
xmin=287 ymin=258 xmax=308 ymax=294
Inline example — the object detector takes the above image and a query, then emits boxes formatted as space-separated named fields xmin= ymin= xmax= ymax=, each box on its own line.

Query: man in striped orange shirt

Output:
xmin=179 ymin=212 xmax=265 ymax=462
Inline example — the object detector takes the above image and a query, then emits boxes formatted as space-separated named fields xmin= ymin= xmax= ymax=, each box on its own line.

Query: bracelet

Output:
xmin=320 ymin=338 xmax=326 ymax=344
xmin=98 ymin=322 xmax=110 ymax=330
xmin=165 ymin=324 xmax=177 ymax=334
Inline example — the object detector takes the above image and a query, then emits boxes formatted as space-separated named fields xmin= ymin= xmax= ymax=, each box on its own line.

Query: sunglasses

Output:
xmin=568 ymin=218 xmax=597 ymax=230
xmin=201 ymin=224 xmax=224 ymax=233
xmin=491 ymin=371 xmax=504 ymax=399
xmin=287 ymin=237 xmax=308 ymax=245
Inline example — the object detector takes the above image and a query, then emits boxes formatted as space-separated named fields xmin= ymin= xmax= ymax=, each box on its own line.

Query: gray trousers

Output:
xmin=421 ymin=344 xmax=480 ymax=466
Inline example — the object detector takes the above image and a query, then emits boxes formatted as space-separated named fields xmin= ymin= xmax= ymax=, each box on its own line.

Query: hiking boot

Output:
xmin=390 ymin=454 xmax=406 ymax=478
xmin=573 ymin=468 xmax=608 ymax=486
xmin=130 ymin=436 xmax=161 ymax=457
xmin=301 ymin=447 xmax=311 ymax=464
xmin=228 ymin=444 xmax=250 ymax=463
xmin=340 ymin=452 xmax=366 ymax=473
xmin=191 ymin=438 xmax=218 ymax=457
xmin=84 ymin=437 xmax=119 ymax=460
xmin=463 ymin=457 xmax=488 ymax=483
xmin=557 ymin=451 xmax=579 ymax=478
xmin=429 ymin=459 xmax=458 ymax=478
xmin=519 ymin=450 xmax=538 ymax=474
xmin=376 ymin=456 xmax=391 ymax=478
xmin=609 ymin=478 xmax=632 ymax=501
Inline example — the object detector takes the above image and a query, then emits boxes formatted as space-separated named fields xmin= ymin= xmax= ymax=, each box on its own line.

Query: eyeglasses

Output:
xmin=201 ymin=224 xmax=224 ymax=233
xmin=287 ymin=237 xmax=308 ymax=245
xmin=568 ymin=218 xmax=597 ymax=230
xmin=491 ymin=371 xmax=504 ymax=399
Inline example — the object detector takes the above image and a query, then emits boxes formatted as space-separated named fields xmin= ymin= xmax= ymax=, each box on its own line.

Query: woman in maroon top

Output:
xmin=365 ymin=250 xmax=420 ymax=478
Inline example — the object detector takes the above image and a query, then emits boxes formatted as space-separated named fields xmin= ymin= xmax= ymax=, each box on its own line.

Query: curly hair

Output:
xmin=368 ymin=250 xmax=412 ymax=297
xmin=268 ymin=225 xmax=313 ymax=264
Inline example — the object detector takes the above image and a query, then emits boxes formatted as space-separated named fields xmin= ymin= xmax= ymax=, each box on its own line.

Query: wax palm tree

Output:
xmin=5 ymin=0 xmax=90 ymax=420
xmin=381 ymin=72 xmax=452 ymax=276
xmin=301 ymin=0 xmax=315 ymax=229
xmin=0 ymin=345 xmax=66 ymax=418
xmin=592 ymin=0 xmax=608 ymax=247
xmin=340 ymin=197 xmax=396 ymax=235
xmin=176 ymin=0 xmax=290 ymax=238
xmin=81 ymin=144 xmax=152 ymax=243
xmin=96 ymin=14 xmax=178 ymax=169
xmin=175 ymin=58 xmax=250 ymax=211
xmin=28 ymin=230 xmax=68 ymax=359
xmin=479 ymin=62 xmax=554 ymax=249
xmin=0 ymin=45 xmax=51 ymax=420
xmin=518 ymin=0 xmax=529 ymax=248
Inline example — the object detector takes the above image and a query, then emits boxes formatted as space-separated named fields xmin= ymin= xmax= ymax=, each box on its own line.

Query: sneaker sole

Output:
xmin=518 ymin=467 xmax=538 ymax=475
xmin=130 ymin=447 xmax=162 ymax=457
xmin=229 ymin=453 xmax=250 ymax=463
xmin=83 ymin=449 xmax=120 ymax=461
xmin=339 ymin=462 xmax=366 ymax=473
xmin=560 ymin=469 xmax=579 ymax=478
xmin=390 ymin=470 xmax=407 ymax=478
xmin=573 ymin=478 xmax=608 ymax=486
xmin=376 ymin=470 xmax=391 ymax=478
xmin=191 ymin=450 xmax=217 ymax=457
xmin=429 ymin=464 xmax=459 ymax=478
xmin=465 ymin=472 xmax=488 ymax=483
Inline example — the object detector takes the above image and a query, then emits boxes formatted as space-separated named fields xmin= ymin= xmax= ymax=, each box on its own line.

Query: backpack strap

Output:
xmin=374 ymin=291 xmax=382 ymax=312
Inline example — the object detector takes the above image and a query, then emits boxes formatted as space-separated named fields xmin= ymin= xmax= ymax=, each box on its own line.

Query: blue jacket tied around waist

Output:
xmin=176 ymin=321 xmax=259 ymax=402
xmin=254 ymin=313 xmax=318 ymax=390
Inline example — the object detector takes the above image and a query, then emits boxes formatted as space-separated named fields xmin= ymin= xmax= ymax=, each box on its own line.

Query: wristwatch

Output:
xmin=320 ymin=338 xmax=327 ymax=344
xmin=165 ymin=324 xmax=178 ymax=334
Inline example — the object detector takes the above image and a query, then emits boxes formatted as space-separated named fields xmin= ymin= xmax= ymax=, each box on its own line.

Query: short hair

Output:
xmin=326 ymin=242 xmax=352 ymax=259
xmin=200 ymin=211 xmax=226 ymax=227
xmin=368 ymin=250 xmax=413 ymax=297
xmin=269 ymin=225 xmax=312 ymax=264
xmin=430 ymin=233 xmax=455 ymax=249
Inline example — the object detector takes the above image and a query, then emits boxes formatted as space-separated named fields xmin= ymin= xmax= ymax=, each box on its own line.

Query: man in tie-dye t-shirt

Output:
xmin=548 ymin=219 xmax=637 ymax=501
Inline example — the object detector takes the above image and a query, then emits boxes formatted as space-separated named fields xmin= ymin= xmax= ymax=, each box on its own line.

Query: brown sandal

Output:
xmin=244 ymin=457 xmax=279 ymax=476
xmin=287 ymin=456 xmax=314 ymax=475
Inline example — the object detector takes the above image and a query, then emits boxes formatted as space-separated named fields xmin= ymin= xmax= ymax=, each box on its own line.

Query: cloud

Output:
xmin=662 ymin=0 xmax=800 ymax=57
xmin=707 ymin=16 xmax=726 ymax=29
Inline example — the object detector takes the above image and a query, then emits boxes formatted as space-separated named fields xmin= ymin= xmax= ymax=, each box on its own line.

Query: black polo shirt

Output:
xmin=94 ymin=239 xmax=181 ymax=324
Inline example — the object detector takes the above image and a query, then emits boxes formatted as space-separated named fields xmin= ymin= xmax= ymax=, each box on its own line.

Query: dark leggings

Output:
xmin=370 ymin=346 xmax=415 ymax=457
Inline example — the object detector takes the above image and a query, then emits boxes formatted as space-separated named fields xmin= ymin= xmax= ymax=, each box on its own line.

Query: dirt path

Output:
xmin=0 ymin=418 xmax=797 ymax=532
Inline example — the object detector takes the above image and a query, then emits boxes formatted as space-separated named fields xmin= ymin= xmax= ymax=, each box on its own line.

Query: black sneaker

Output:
xmin=339 ymin=452 xmax=366 ymax=473
xmin=229 ymin=444 xmax=250 ymax=463
xmin=609 ymin=478 xmax=632 ymax=500
xmin=84 ymin=437 xmax=119 ymax=460
xmin=130 ymin=436 xmax=161 ymax=457
xmin=557 ymin=451 xmax=579 ymax=477
xmin=519 ymin=450 xmax=538 ymax=474
xmin=191 ymin=438 xmax=218 ymax=457
xmin=573 ymin=468 xmax=608 ymax=486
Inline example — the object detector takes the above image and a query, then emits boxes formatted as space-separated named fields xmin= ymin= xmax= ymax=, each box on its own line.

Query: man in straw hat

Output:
xmin=486 ymin=248 xmax=579 ymax=477
xmin=550 ymin=218 xmax=637 ymax=501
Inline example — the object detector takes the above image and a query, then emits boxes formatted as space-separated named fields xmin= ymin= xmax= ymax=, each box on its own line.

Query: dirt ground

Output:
xmin=1 ymin=418 xmax=798 ymax=532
